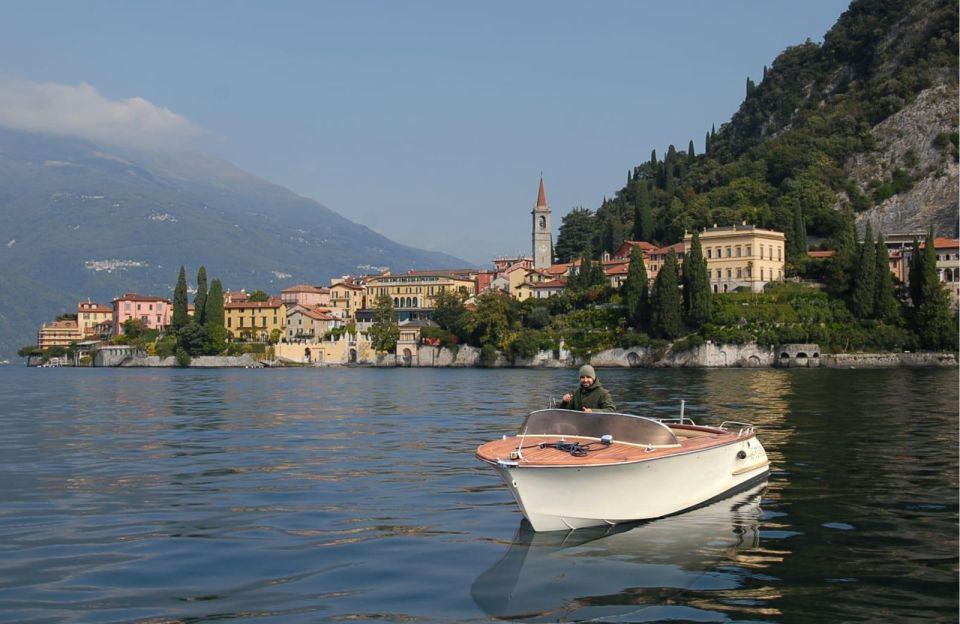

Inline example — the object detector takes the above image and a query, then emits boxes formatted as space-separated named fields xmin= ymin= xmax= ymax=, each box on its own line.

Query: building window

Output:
xmin=736 ymin=268 xmax=742 ymax=278
xmin=706 ymin=248 xmax=712 ymax=259
xmin=760 ymin=245 xmax=764 ymax=260
xmin=726 ymin=269 xmax=732 ymax=278
xmin=736 ymin=247 xmax=742 ymax=257
xmin=716 ymin=269 xmax=721 ymax=279
xmin=747 ymin=266 xmax=752 ymax=278
xmin=726 ymin=247 xmax=732 ymax=258
xmin=746 ymin=245 xmax=752 ymax=257
xmin=778 ymin=247 xmax=782 ymax=261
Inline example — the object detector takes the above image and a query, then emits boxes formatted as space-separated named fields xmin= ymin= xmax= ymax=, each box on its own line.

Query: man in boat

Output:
xmin=560 ymin=364 xmax=616 ymax=412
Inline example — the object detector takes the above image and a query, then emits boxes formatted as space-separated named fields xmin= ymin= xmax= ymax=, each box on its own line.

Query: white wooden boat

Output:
xmin=476 ymin=407 xmax=770 ymax=531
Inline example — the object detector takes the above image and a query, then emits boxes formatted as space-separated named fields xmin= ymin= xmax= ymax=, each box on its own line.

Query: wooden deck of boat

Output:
xmin=476 ymin=427 xmax=748 ymax=466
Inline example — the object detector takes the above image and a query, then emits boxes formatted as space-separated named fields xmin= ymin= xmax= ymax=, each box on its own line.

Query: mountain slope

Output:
xmin=0 ymin=128 xmax=470 ymax=359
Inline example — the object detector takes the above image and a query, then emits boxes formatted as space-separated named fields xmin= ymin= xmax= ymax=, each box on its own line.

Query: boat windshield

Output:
xmin=519 ymin=409 xmax=679 ymax=447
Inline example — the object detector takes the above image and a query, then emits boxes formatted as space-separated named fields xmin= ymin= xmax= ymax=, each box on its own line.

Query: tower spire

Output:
xmin=536 ymin=176 xmax=547 ymax=207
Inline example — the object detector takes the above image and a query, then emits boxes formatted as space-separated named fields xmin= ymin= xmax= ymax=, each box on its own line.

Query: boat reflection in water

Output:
xmin=471 ymin=481 xmax=768 ymax=622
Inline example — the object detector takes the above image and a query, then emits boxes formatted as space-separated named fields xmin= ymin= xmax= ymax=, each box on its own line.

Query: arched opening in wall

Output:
xmin=627 ymin=351 xmax=641 ymax=367
xmin=349 ymin=348 xmax=357 ymax=363
xmin=780 ymin=352 xmax=790 ymax=360
xmin=304 ymin=347 xmax=311 ymax=362
xmin=795 ymin=352 xmax=808 ymax=366
xmin=713 ymin=285 xmax=718 ymax=293
xmin=402 ymin=348 xmax=413 ymax=366
xmin=723 ymin=284 xmax=728 ymax=293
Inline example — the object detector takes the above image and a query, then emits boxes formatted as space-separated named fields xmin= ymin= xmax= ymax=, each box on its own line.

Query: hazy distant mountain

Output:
xmin=0 ymin=127 xmax=470 ymax=359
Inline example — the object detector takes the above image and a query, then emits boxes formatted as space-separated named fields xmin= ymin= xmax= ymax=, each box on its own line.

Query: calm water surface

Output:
xmin=0 ymin=367 xmax=956 ymax=623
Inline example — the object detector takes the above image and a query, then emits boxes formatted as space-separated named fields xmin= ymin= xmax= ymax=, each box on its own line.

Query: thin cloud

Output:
xmin=0 ymin=80 xmax=202 ymax=148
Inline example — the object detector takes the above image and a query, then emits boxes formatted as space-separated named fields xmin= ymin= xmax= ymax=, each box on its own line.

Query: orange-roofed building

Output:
xmin=281 ymin=284 xmax=330 ymax=308
xmin=77 ymin=299 xmax=113 ymax=338
xmin=112 ymin=294 xmax=172 ymax=335
xmin=37 ymin=319 xmax=83 ymax=349
xmin=224 ymin=297 xmax=286 ymax=341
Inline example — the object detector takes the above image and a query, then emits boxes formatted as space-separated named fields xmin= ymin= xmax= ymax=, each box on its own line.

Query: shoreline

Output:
xmin=23 ymin=343 xmax=958 ymax=369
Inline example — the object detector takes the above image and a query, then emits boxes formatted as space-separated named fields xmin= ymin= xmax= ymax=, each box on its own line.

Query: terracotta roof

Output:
xmin=282 ymin=284 xmax=328 ymax=294
xmin=78 ymin=303 xmax=112 ymax=312
xmin=332 ymin=281 xmax=364 ymax=290
xmin=293 ymin=307 xmax=334 ymax=321
xmin=224 ymin=297 xmax=283 ymax=310
xmin=536 ymin=177 xmax=547 ymax=207
xmin=605 ymin=263 xmax=629 ymax=275
xmin=42 ymin=319 xmax=79 ymax=329
xmin=545 ymin=263 xmax=571 ymax=275
xmin=807 ymin=250 xmax=835 ymax=258
xmin=530 ymin=278 xmax=567 ymax=289
xmin=931 ymin=238 xmax=959 ymax=249
xmin=113 ymin=293 xmax=171 ymax=303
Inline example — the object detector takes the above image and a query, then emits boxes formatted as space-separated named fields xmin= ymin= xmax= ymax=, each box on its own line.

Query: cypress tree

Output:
xmin=632 ymin=183 xmax=654 ymax=242
xmin=623 ymin=245 xmax=650 ymax=331
xmin=849 ymin=223 xmax=876 ymax=318
xmin=873 ymin=233 xmax=899 ymax=323
xmin=195 ymin=266 xmax=208 ymax=326
xmin=908 ymin=236 xmax=924 ymax=305
xmin=649 ymin=149 xmax=657 ymax=168
xmin=913 ymin=227 xmax=956 ymax=349
xmin=682 ymin=231 xmax=711 ymax=327
xmin=791 ymin=198 xmax=807 ymax=263
xmin=705 ymin=131 xmax=711 ymax=155
xmin=172 ymin=265 xmax=189 ymax=331
xmin=204 ymin=279 xmax=226 ymax=354
xmin=687 ymin=140 xmax=696 ymax=165
xmin=651 ymin=250 xmax=682 ymax=339
xmin=828 ymin=205 xmax=856 ymax=297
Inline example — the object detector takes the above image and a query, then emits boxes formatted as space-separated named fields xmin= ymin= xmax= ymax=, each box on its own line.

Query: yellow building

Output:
xmin=686 ymin=224 xmax=785 ymax=293
xmin=37 ymin=319 xmax=83 ymax=348
xmin=365 ymin=270 xmax=476 ymax=321
xmin=329 ymin=280 xmax=365 ymax=320
xmin=224 ymin=297 xmax=286 ymax=341
xmin=77 ymin=299 xmax=113 ymax=337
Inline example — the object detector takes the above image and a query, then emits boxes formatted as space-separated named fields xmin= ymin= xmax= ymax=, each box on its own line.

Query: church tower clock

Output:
xmin=532 ymin=177 xmax=553 ymax=269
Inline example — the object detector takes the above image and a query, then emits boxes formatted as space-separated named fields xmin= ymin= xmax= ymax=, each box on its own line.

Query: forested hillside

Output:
xmin=555 ymin=0 xmax=958 ymax=264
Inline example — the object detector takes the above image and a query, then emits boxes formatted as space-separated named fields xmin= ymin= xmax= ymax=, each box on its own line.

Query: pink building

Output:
xmin=280 ymin=284 xmax=331 ymax=308
xmin=112 ymin=293 xmax=173 ymax=335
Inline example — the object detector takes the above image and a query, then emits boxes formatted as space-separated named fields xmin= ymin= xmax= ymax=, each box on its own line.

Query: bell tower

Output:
xmin=532 ymin=176 xmax=553 ymax=269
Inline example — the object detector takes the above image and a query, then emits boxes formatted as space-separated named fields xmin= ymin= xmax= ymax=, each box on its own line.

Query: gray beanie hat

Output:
xmin=578 ymin=364 xmax=596 ymax=379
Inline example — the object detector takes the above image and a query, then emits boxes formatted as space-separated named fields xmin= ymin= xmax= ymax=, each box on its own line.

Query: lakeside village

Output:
xmin=28 ymin=179 xmax=960 ymax=370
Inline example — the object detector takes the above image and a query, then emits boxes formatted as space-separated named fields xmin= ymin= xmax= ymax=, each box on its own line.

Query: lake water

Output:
xmin=0 ymin=366 xmax=956 ymax=623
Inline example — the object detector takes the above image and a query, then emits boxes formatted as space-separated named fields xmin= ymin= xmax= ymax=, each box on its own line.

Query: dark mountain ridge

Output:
xmin=0 ymin=128 xmax=469 ymax=359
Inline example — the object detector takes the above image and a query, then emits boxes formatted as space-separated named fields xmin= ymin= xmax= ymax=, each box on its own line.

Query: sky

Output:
xmin=0 ymin=1 xmax=851 ymax=266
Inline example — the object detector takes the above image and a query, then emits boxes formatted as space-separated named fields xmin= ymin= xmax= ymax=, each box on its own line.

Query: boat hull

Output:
xmin=490 ymin=436 xmax=769 ymax=531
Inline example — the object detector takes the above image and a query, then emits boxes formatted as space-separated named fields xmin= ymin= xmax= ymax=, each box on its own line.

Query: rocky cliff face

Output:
xmin=845 ymin=83 xmax=959 ymax=237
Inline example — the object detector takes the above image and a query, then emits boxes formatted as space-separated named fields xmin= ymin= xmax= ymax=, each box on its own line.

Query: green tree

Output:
xmin=177 ymin=322 xmax=208 ymax=356
xmin=873 ymin=232 xmax=900 ymax=323
xmin=463 ymin=291 xmax=517 ymax=350
xmin=908 ymin=236 xmax=925 ymax=306
xmin=248 ymin=290 xmax=270 ymax=302
xmin=368 ymin=295 xmax=400 ymax=353
xmin=603 ymin=213 xmax=624 ymax=255
xmin=622 ymin=245 xmax=650 ymax=330
xmin=554 ymin=207 xmax=595 ymax=263
xmin=195 ymin=266 xmax=208 ymax=326
xmin=912 ymin=227 xmax=956 ymax=349
xmin=789 ymin=197 xmax=808 ymax=263
xmin=433 ymin=289 xmax=468 ymax=338
xmin=682 ymin=230 xmax=712 ymax=327
xmin=632 ymin=183 xmax=655 ymax=242
xmin=849 ymin=222 xmax=876 ymax=318
xmin=204 ymin=279 xmax=226 ymax=354
xmin=827 ymin=205 xmax=856 ymax=297
xmin=123 ymin=317 xmax=148 ymax=338
xmin=650 ymin=250 xmax=682 ymax=339
xmin=172 ymin=265 xmax=189 ymax=331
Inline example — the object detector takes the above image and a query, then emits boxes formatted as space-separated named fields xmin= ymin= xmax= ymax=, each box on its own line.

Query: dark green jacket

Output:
xmin=561 ymin=380 xmax=616 ymax=412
